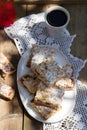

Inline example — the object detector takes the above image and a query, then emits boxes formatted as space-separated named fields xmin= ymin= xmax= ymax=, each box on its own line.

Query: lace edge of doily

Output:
xmin=4 ymin=27 xmax=14 ymax=39
xmin=4 ymin=28 xmax=87 ymax=79
xmin=42 ymin=80 xmax=87 ymax=130
xmin=68 ymin=54 xmax=87 ymax=79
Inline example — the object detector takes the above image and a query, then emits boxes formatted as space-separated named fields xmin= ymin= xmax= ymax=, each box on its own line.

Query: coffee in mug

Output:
xmin=44 ymin=6 xmax=70 ymax=38
xmin=47 ymin=10 xmax=68 ymax=27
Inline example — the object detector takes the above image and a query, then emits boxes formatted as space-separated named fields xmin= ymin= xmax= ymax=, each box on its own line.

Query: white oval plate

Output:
xmin=17 ymin=48 xmax=76 ymax=123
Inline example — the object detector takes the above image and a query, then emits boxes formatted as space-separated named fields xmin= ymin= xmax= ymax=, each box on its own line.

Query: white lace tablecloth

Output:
xmin=4 ymin=13 xmax=87 ymax=130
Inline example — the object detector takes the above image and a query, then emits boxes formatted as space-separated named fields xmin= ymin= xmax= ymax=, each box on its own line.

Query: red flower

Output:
xmin=0 ymin=0 xmax=16 ymax=28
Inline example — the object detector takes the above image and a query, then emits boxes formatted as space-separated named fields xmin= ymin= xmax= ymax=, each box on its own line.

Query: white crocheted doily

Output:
xmin=43 ymin=80 xmax=87 ymax=130
xmin=4 ymin=13 xmax=87 ymax=130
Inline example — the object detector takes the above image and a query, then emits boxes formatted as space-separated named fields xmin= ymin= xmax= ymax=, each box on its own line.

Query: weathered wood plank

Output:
xmin=0 ymin=30 xmax=23 ymax=130
xmin=65 ymin=4 xmax=87 ymax=84
xmin=14 ymin=0 xmax=87 ymax=5
xmin=26 ymin=4 xmax=58 ymax=15
xmin=15 ymin=4 xmax=27 ymax=19
xmin=0 ymin=112 xmax=22 ymax=130
xmin=23 ymin=110 xmax=42 ymax=130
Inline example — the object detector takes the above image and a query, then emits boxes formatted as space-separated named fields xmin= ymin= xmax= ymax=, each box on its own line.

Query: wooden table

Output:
xmin=0 ymin=1 xmax=87 ymax=130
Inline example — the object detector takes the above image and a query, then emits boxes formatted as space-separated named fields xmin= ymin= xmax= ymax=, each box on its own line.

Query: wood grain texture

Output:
xmin=64 ymin=4 xmax=87 ymax=83
xmin=0 ymin=114 xmax=22 ymax=130
xmin=0 ymin=30 xmax=23 ymax=130
xmin=14 ymin=0 xmax=87 ymax=5
xmin=23 ymin=111 xmax=42 ymax=130
xmin=15 ymin=4 xmax=27 ymax=19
